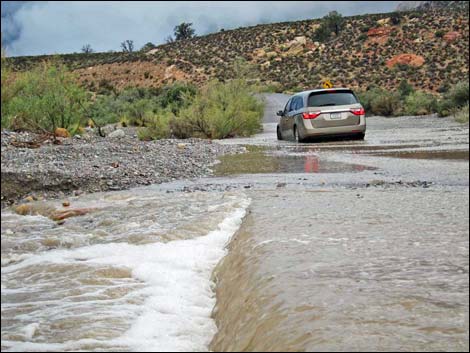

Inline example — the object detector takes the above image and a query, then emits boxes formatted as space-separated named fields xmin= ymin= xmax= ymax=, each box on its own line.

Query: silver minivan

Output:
xmin=277 ymin=88 xmax=366 ymax=142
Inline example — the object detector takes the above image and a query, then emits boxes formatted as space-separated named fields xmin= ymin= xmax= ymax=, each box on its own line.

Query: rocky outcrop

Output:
xmin=443 ymin=31 xmax=461 ymax=42
xmin=386 ymin=54 xmax=425 ymax=68
xmin=367 ymin=27 xmax=393 ymax=37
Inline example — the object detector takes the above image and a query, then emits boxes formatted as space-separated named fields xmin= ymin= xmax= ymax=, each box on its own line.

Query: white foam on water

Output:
xmin=22 ymin=323 xmax=40 ymax=340
xmin=2 ymin=197 xmax=251 ymax=352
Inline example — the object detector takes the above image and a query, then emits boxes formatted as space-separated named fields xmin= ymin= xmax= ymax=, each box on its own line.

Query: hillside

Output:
xmin=7 ymin=7 xmax=469 ymax=94
xmin=397 ymin=1 xmax=470 ymax=11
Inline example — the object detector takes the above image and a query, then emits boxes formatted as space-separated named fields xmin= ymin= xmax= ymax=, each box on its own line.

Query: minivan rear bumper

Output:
xmin=298 ymin=115 xmax=366 ymax=138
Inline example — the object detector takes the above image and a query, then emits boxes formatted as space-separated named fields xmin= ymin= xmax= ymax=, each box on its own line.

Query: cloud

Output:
xmin=1 ymin=1 xmax=401 ymax=57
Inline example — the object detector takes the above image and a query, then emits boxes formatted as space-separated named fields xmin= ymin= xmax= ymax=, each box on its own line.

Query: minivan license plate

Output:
xmin=330 ymin=112 xmax=342 ymax=119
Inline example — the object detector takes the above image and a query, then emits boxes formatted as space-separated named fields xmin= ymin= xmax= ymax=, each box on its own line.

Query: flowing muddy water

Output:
xmin=2 ymin=98 xmax=469 ymax=352
xmin=211 ymin=188 xmax=469 ymax=352
xmin=1 ymin=189 xmax=250 ymax=351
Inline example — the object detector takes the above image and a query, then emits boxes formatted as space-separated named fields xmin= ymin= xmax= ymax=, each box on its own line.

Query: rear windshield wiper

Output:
xmin=317 ymin=103 xmax=337 ymax=107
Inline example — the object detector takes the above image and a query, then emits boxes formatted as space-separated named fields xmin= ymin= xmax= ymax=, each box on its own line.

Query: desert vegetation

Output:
xmin=1 ymin=56 xmax=265 ymax=139
xmin=1 ymin=60 xmax=88 ymax=135
xmin=357 ymin=80 xmax=469 ymax=120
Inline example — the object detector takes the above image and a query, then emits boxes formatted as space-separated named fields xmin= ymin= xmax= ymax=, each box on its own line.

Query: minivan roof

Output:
xmin=293 ymin=88 xmax=353 ymax=97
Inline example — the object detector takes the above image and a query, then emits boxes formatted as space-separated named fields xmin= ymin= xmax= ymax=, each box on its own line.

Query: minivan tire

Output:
xmin=355 ymin=133 xmax=365 ymax=140
xmin=277 ymin=125 xmax=283 ymax=140
xmin=294 ymin=126 xmax=304 ymax=143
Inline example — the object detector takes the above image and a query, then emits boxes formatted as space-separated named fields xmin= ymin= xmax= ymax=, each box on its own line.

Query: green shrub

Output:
xmin=89 ymin=84 xmax=196 ymax=127
xmin=154 ymin=82 xmax=197 ymax=113
xmin=313 ymin=11 xmax=344 ymax=42
xmin=398 ymin=80 xmax=414 ymax=97
xmin=447 ymin=81 xmax=469 ymax=107
xmin=453 ymin=103 xmax=469 ymax=123
xmin=357 ymin=88 xmax=400 ymax=116
xmin=172 ymin=79 xmax=264 ymax=139
xmin=371 ymin=91 xmax=401 ymax=116
xmin=137 ymin=109 xmax=173 ymax=140
xmin=357 ymin=33 xmax=368 ymax=41
xmin=403 ymin=91 xmax=437 ymax=116
xmin=1 ymin=61 xmax=88 ymax=133
xmin=437 ymin=81 xmax=469 ymax=117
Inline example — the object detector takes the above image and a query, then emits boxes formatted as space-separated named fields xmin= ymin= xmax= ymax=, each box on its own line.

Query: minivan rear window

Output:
xmin=308 ymin=90 xmax=358 ymax=107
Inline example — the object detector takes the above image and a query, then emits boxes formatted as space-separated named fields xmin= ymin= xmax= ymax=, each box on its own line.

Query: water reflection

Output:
xmin=215 ymin=147 xmax=374 ymax=175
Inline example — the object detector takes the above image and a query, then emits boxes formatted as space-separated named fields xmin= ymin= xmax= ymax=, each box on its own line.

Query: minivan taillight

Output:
xmin=302 ymin=111 xmax=321 ymax=119
xmin=350 ymin=107 xmax=365 ymax=116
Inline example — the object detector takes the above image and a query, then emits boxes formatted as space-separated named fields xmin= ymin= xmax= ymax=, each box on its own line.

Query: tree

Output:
xmin=120 ymin=40 xmax=134 ymax=53
xmin=173 ymin=22 xmax=195 ymax=41
xmin=165 ymin=35 xmax=175 ymax=44
xmin=323 ymin=11 xmax=344 ymax=36
xmin=81 ymin=44 xmax=94 ymax=54
xmin=140 ymin=42 xmax=156 ymax=52
xmin=313 ymin=11 xmax=344 ymax=42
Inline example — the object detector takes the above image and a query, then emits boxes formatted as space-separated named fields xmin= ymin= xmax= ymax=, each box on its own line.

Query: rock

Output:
xmin=367 ymin=27 xmax=393 ymax=37
xmin=50 ymin=208 xmax=95 ymax=221
xmin=386 ymin=54 xmax=425 ymax=68
xmin=293 ymin=36 xmax=307 ymax=45
xmin=376 ymin=18 xmax=390 ymax=26
xmin=15 ymin=204 xmax=33 ymax=215
xmin=146 ymin=48 xmax=159 ymax=55
xmin=443 ymin=31 xmax=460 ymax=43
xmin=266 ymin=51 xmax=277 ymax=59
xmin=54 ymin=128 xmax=70 ymax=138
xmin=260 ymin=61 xmax=271 ymax=69
xmin=62 ymin=201 xmax=70 ymax=207
xmin=107 ymin=129 xmax=126 ymax=139
xmin=253 ymin=48 xmax=266 ymax=57
xmin=102 ymin=124 xmax=117 ymax=136
xmin=177 ymin=143 xmax=187 ymax=150
xmin=276 ymin=182 xmax=287 ymax=188
xmin=285 ymin=44 xmax=304 ymax=56
xmin=24 ymin=196 xmax=35 ymax=202
xmin=369 ymin=179 xmax=385 ymax=186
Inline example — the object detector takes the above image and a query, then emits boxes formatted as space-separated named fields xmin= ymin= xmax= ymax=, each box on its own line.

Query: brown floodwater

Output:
xmin=211 ymin=188 xmax=469 ymax=352
xmin=2 ymin=111 xmax=469 ymax=352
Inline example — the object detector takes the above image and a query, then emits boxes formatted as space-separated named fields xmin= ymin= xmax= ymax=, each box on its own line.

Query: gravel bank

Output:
xmin=1 ymin=128 xmax=245 ymax=208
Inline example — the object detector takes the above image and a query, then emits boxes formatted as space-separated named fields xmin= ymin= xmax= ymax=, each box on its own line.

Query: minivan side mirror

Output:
xmin=276 ymin=110 xmax=284 ymax=117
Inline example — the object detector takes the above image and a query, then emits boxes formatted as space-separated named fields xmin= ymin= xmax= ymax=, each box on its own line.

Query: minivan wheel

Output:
xmin=294 ymin=126 xmax=303 ymax=143
xmin=355 ymin=132 xmax=365 ymax=140
xmin=277 ymin=125 xmax=283 ymax=140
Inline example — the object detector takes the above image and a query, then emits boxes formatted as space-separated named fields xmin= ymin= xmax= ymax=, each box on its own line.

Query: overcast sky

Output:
xmin=1 ymin=1 xmax=402 ymax=57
